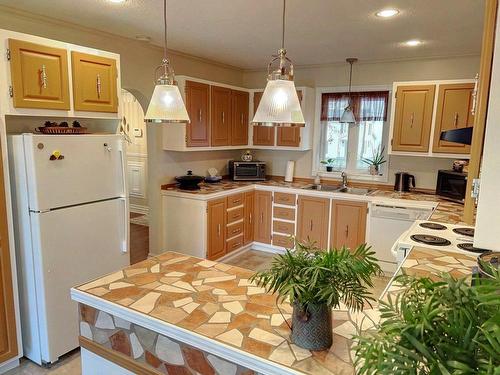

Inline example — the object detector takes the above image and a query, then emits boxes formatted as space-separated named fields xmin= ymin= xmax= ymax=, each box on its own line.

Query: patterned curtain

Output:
xmin=320 ymin=91 xmax=389 ymax=122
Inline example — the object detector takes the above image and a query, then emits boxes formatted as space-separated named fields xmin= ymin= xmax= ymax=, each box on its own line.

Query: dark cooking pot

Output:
xmin=478 ymin=251 xmax=499 ymax=279
xmin=175 ymin=170 xmax=204 ymax=190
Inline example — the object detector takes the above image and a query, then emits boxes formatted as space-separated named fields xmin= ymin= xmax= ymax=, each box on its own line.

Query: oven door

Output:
xmin=436 ymin=171 xmax=467 ymax=202
xmin=234 ymin=163 xmax=260 ymax=180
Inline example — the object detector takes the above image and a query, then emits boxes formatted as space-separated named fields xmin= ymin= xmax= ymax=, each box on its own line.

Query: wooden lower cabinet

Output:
xmin=244 ymin=191 xmax=255 ymax=245
xmin=207 ymin=198 xmax=226 ymax=260
xmin=0 ymin=139 xmax=18 ymax=363
xmin=254 ymin=191 xmax=272 ymax=244
xmin=330 ymin=200 xmax=367 ymax=251
xmin=296 ymin=196 xmax=330 ymax=249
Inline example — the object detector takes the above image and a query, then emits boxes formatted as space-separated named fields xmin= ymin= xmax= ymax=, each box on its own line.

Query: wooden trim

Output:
xmin=79 ymin=336 xmax=162 ymax=375
xmin=0 ymin=136 xmax=18 ymax=363
xmin=464 ymin=0 xmax=498 ymax=224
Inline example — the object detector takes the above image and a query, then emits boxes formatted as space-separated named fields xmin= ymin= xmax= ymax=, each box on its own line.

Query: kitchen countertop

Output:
xmin=161 ymin=179 xmax=466 ymax=224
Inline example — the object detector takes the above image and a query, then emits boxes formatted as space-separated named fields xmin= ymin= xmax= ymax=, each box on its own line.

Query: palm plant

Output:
xmin=354 ymin=267 xmax=500 ymax=374
xmin=362 ymin=146 xmax=386 ymax=175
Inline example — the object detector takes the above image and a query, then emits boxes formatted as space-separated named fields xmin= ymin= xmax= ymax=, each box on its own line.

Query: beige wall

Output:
xmin=0 ymin=6 xmax=244 ymax=255
xmin=247 ymin=55 xmax=480 ymax=190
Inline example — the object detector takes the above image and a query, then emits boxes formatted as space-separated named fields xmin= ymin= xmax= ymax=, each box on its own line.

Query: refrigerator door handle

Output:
xmin=118 ymin=140 xmax=127 ymax=198
xmin=119 ymin=197 xmax=129 ymax=253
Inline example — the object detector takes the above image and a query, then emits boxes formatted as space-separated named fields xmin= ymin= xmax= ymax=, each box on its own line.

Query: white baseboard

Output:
xmin=129 ymin=204 xmax=149 ymax=215
xmin=0 ymin=358 xmax=20 ymax=374
xmin=217 ymin=244 xmax=253 ymax=262
xmin=250 ymin=242 xmax=286 ymax=254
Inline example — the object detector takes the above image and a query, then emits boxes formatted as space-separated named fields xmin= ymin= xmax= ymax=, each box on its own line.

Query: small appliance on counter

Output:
xmin=436 ymin=169 xmax=467 ymax=203
xmin=394 ymin=172 xmax=415 ymax=192
xmin=175 ymin=170 xmax=204 ymax=190
xmin=229 ymin=160 xmax=266 ymax=181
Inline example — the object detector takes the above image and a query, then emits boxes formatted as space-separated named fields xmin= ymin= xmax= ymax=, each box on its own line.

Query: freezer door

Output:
xmin=24 ymin=134 xmax=126 ymax=211
xmin=30 ymin=198 xmax=129 ymax=363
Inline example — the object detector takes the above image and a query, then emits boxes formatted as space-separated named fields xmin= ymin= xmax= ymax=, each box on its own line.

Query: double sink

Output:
xmin=303 ymin=184 xmax=375 ymax=196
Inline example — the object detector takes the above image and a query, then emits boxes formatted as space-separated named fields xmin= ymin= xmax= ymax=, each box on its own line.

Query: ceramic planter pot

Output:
xmin=369 ymin=165 xmax=379 ymax=175
xmin=326 ymin=166 xmax=333 ymax=172
xmin=291 ymin=302 xmax=332 ymax=350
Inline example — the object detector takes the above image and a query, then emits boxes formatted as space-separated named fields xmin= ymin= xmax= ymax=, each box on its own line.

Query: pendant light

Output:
xmin=145 ymin=0 xmax=189 ymax=123
xmin=340 ymin=58 xmax=358 ymax=124
xmin=252 ymin=0 xmax=304 ymax=127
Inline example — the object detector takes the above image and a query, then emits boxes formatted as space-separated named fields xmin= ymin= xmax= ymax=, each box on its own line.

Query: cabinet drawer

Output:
xmin=273 ymin=220 xmax=294 ymax=235
xmin=227 ymin=235 xmax=244 ymax=253
xmin=274 ymin=192 xmax=296 ymax=206
xmin=273 ymin=206 xmax=295 ymax=221
xmin=227 ymin=206 xmax=244 ymax=224
xmin=227 ymin=221 xmax=244 ymax=238
xmin=273 ymin=234 xmax=294 ymax=249
xmin=227 ymin=193 xmax=244 ymax=208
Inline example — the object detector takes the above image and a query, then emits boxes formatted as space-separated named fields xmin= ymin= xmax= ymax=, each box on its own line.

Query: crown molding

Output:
xmin=0 ymin=5 xmax=244 ymax=73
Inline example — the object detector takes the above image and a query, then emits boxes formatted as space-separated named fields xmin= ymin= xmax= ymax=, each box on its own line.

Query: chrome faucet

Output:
xmin=341 ymin=171 xmax=348 ymax=188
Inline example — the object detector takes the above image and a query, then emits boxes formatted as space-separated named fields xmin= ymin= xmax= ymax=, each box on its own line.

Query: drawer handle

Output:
xmin=222 ymin=111 xmax=225 ymax=124
xmin=96 ymin=74 xmax=101 ymax=98
xmin=198 ymin=109 xmax=202 ymax=122
xmin=232 ymin=199 xmax=241 ymax=204
xmin=233 ymin=213 xmax=241 ymax=219
xmin=249 ymin=212 xmax=252 ymax=224
xmin=40 ymin=64 xmax=48 ymax=89
xmin=232 ymin=228 xmax=240 ymax=234
xmin=241 ymin=113 xmax=244 ymax=124
xmin=345 ymin=225 xmax=349 ymax=237
xmin=232 ymin=242 xmax=240 ymax=249
xmin=310 ymin=220 xmax=313 ymax=231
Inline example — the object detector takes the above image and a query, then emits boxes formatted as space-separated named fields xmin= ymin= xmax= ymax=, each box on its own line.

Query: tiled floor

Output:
xmin=7 ymin=248 xmax=390 ymax=374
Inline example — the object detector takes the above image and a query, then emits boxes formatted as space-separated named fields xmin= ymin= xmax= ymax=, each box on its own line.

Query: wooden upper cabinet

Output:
xmin=277 ymin=91 xmax=302 ymax=147
xmin=0 ymin=139 xmax=18 ymax=363
xmin=8 ymin=39 xmax=70 ymax=110
xmin=297 ymin=196 xmax=330 ymax=249
xmin=207 ymin=198 xmax=226 ymax=260
xmin=185 ymin=81 xmax=210 ymax=147
xmin=211 ymin=86 xmax=232 ymax=146
xmin=392 ymin=85 xmax=436 ymax=152
xmin=330 ymin=200 xmax=367 ymax=251
xmin=252 ymin=92 xmax=275 ymax=146
xmin=254 ymin=191 xmax=272 ymax=244
xmin=231 ymin=90 xmax=249 ymax=146
xmin=432 ymin=83 xmax=475 ymax=154
xmin=71 ymin=52 xmax=118 ymax=113
xmin=244 ymin=191 xmax=255 ymax=245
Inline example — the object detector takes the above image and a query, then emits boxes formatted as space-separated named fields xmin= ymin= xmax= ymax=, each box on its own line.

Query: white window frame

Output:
xmin=311 ymin=84 xmax=392 ymax=182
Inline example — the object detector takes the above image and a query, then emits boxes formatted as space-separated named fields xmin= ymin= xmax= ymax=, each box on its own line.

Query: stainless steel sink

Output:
xmin=303 ymin=184 xmax=340 ymax=192
xmin=303 ymin=184 xmax=375 ymax=195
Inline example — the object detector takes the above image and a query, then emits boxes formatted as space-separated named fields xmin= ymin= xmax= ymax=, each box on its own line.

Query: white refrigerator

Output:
xmin=8 ymin=134 xmax=130 ymax=366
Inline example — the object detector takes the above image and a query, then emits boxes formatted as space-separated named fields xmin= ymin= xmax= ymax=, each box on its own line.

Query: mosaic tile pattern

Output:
xmin=76 ymin=252 xmax=394 ymax=374
xmin=79 ymin=304 xmax=253 ymax=375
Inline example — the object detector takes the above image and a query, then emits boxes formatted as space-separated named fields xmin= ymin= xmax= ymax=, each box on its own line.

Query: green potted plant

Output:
xmin=361 ymin=146 xmax=386 ymax=175
xmin=250 ymin=240 xmax=381 ymax=351
xmin=320 ymin=158 xmax=336 ymax=172
xmin=355 ymin=266 xmax=500 ymax=374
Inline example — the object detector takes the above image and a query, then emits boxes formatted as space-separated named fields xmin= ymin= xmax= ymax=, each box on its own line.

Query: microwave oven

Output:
xmin=436 ymin=169 xmax=467 ymax=203
xmin=228 ymin=161 xmax=266 ymax=181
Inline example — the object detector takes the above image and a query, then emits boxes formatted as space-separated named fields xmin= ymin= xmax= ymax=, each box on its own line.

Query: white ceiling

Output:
xmin=0 ymin=0 xmax=484 ymax=69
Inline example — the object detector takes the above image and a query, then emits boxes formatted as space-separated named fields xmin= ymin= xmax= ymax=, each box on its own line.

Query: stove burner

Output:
xmin=453 ymin=227 xmax=475 ymax=237
xmin=410 ymin=234 xmax=452 ymax=246
xmin=419 ymin=222 xmax=447 ymax=230
xmin=457 ymin=243 xmax=487 ymax=253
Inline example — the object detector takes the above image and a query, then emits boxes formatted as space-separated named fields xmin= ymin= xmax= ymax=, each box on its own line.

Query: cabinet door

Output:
xmin=330 ymin=200 xmax=367 ymax=251
xmin=8 ymin=39 xmax=70 ymax=110
xmin=185 ymin=81 xmax=210 ymax=147
xmin=71 ymin=52 xmax=118 ymax=113
xmin=432 ymin=83 xmax=474 ymax=154
xmin=211 ymin=86 xmax=232 ymax=146
xmin=276 ymin=91 xmax=302 ymax=147
xmin=207 ymin=198 xmax=226 ymax=260
xmin=231 ymin=90 xmax=249 ymax=146
xmin=297 ymin=196 xmax=330 ymax=249
xmin=252 ymin=92 xmax=275 ymax=146
xmin=244 ymin=191 xmax=255 ymax=245
xmin=392 ymin=85 xmax=436 ymax=152
xmin=0 ymin=139 xmax=18 ymax=363
xmin=254 ymin=191 xmax=272 ymax=244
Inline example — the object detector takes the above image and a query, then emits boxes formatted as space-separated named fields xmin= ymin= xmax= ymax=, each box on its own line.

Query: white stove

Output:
xmin=391 ymin=220 xmax=486 ymax=264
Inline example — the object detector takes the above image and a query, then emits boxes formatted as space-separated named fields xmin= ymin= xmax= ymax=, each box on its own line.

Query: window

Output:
xmin=318 ymin=90 xmax=389 ymax=175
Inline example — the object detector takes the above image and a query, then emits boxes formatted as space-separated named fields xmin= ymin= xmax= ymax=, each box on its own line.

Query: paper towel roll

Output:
xmin=284 ymin=160 xmax=295 ymax=182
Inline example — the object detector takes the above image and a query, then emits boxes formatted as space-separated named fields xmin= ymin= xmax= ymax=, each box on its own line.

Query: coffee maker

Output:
xmin=394 ymin=172 xmax=415 ymax=192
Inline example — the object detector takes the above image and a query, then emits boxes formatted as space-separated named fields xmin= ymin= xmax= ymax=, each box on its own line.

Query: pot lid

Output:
xmin=175 ymin=170 xmax=204 ymax=181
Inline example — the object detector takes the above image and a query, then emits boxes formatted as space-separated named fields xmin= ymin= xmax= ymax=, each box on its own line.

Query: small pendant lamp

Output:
xmin=145 ymin=0 xmax=189 ymax=123
xmin=340 ymin=58 xmax=358 ymax=124
xmin=252 ymin=0 xmax=304 ymax=127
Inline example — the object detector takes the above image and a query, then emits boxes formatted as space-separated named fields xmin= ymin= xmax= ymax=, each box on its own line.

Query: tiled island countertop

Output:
xmin=71 ymin=248 xmax=476 ymax=375
xmin=161 ymin=179 xmax=466 ymax=224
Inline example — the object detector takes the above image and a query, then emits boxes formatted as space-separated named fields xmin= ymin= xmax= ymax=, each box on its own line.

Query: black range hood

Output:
xmin=440 ymin=127 xmax=473 ymax=145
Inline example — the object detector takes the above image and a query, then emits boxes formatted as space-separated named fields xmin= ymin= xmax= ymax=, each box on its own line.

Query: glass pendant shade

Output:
xmin=145 ymin=83 xmax=190 ymax=123
xmin=252 ymin=79 xmax=305 ymax=126
xmin=340 ymin=105 xmax=356 ymax=124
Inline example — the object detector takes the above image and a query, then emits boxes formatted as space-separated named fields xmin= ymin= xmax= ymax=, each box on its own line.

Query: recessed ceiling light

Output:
xmin=404 ymin=39 xmax=423 ymax=47
xmin=376 ymin=8 xmax=399 ymax=18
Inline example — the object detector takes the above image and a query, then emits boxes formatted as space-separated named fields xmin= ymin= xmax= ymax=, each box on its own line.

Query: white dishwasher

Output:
xmin=369 ymin=203 xmax=434 ymax=274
